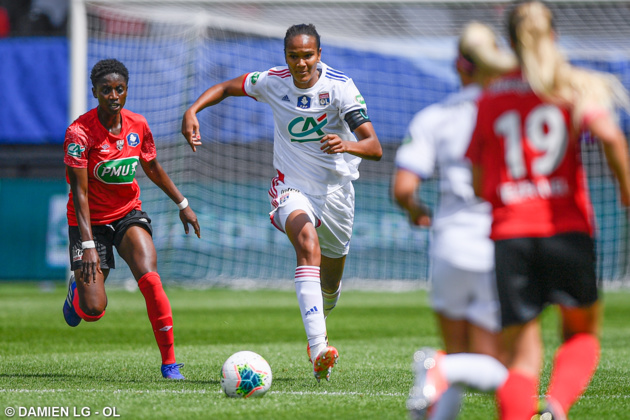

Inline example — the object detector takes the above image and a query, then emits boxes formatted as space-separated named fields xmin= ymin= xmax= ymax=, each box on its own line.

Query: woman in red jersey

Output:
xmin=466 ymin=2 xmax=630 ymax=419
xmin=62 ymin=59 xmax=200 ymax=380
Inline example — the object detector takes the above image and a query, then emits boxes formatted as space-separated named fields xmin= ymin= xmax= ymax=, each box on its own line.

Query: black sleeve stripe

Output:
xmin=344 ymin=109 xmax=371 ymax=132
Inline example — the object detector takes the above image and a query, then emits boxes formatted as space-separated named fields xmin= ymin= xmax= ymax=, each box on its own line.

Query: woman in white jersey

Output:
xmin=181 ymin=24 xmax=382 ymax=382
xmin=393 ymin=23 xmax=515 ymax=419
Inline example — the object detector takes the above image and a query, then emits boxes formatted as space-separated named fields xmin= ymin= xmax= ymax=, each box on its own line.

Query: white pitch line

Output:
xmin=270 ymin=391 xmax=405 ymax=397
xmin=3 ymin=389 xmax=628 ymax=400
xmin=0 ymin=389 xmax=404 ymax=397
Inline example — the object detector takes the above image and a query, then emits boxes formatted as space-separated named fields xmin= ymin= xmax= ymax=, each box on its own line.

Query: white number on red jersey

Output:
xmin=494 ymin=104 xmax=568 ymax=179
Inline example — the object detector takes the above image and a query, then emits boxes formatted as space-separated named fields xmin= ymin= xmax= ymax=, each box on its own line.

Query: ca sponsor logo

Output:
xmin=250 ymin=72 xmax=260 ymax=85
xmin=93 ymin=157 xmax=139 ymax=184
xmin=288 ymin=113 xmax=328 ymax=142
xmin=67 ymin=143 xmax=85 ymax=158
xmin=355 ymin=95 xmax=365 ymax=105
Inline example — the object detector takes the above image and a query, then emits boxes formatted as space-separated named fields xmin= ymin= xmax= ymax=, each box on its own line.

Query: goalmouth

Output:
xmin=69 ymin=0 xmax=630 ymax=288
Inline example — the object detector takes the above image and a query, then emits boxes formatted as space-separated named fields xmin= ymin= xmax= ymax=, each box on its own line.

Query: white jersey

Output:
xmin=243 ymin=62 xmax=367 ymax=196
xmin=395 ymin=84 xmax=494 ymax=272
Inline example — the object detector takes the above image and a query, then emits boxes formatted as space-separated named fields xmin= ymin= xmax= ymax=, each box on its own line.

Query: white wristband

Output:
xmin=177 ymin=197 xmax=189 ymax=211
xmin=82 ymin=240 xmax=96 ymax=250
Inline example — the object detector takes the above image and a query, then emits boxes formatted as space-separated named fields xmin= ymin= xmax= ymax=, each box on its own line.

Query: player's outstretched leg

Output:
xmin=407 ymin=347 xmax=448 ymax=420
xmin=137 ymin=272 xmax=184 ymax=380
xmin=294 ymin=266 xmax=332 ymax=381
xmin=313 ymin=346 xmax=339 ymax=383
xmin=62 ymin=275 xmax=82 ymax=327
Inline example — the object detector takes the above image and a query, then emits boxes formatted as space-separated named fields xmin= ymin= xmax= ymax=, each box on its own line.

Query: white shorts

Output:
xmin=268 ymin=175 xmax=354 ymax=258
xmin=430 ymin=255 xmax=501 ymax=333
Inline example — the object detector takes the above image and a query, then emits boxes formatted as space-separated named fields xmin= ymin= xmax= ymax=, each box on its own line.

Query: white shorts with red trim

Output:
xmin=268 ymin=173 xmax=354 ymax=258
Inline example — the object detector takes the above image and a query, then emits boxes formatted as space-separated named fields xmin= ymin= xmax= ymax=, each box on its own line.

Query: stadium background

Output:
xmin=1 ymin=0 xmax=629 ymax=288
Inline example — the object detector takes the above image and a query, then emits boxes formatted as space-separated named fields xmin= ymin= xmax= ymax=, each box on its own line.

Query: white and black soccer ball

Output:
xmin=220 ymin=351 xmax=272 ymax=398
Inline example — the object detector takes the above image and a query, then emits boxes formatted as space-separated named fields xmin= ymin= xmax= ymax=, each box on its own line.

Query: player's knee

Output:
xmin=80 ymin=300 xmax=107 ymax=317
xmin=296 ymin=234 xmax=320 ymax=258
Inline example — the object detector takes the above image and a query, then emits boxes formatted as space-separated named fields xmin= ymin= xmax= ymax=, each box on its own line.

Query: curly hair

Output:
xmin=284 ymin=24 xmax=320 ymax=51
xmin=90 ymin=59 xmax=129 ymax=87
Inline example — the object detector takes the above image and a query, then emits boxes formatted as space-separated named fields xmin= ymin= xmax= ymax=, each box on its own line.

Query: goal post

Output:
xmin=70 ymin=0 xmax=630 ymax=288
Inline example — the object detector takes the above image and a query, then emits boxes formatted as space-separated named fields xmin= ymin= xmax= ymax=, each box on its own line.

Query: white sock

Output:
xmin=440 ymin=353 xmax=508 ymax=392
xmin=295 ymin=266 xmax=327 ymax=357
xmin=322 ymin=281 xmax=342 ymax=318
xmin=430 ymin=384 xmax=463 ymax=420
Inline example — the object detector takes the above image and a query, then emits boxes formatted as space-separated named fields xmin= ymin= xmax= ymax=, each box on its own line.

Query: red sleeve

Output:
xmin=140 ymin=121 xmax=157 ymax=162
xmin=63 ymin=123 xmax=89 ymax=168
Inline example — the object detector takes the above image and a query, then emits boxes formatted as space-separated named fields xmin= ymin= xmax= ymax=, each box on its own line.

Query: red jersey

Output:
xmin=64 ymin=108 xmax=157 ymax=225
xmin=466 ymin=71 xmax=594 ymax=240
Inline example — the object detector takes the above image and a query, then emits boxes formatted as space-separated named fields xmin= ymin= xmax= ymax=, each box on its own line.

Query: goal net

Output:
xmin=72 ymin=0 xmax=630 ymax=288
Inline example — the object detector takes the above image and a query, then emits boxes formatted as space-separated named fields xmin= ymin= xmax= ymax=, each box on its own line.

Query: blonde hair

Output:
xmin=508 ymin=1 xmax=629 ymax=124
xmin=458 ymin=21 xmax=517 ymax=83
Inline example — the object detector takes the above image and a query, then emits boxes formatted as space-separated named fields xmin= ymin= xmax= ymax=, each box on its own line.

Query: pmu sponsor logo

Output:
xmin=288 ymin=113 xmax=328 ymax=142
xmin=93 ymin=157 xmax=139 ymax=184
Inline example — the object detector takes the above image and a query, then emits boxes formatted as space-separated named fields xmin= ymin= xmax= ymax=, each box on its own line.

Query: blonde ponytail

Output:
xmin=509 ymin=1 xmax=629 ymax=125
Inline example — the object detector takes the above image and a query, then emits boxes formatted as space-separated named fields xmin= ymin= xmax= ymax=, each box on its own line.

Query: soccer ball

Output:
xmin=220 ymin=351 xmax=272 ymax=398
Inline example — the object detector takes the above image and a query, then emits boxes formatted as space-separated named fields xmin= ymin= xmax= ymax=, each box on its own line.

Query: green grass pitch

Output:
xmin=1 ymin=283 xmax=630 ymax=419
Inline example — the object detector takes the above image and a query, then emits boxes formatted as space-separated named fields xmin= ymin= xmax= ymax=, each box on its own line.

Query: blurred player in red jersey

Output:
xmin=466 ymin=2 xmax=630 ymax=419
xmin=62 ymin=59 xmax=201 ymax=380
xmin=396 ymin=22 xmax=516 ymax=420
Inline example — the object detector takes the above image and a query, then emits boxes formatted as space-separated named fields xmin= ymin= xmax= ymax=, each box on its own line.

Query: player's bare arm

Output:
xmin=181 ymin=74 xmax=248 ymax=152
xmin=392 ymin=168 xmax=432 ymax=227
xmin=140 ymin=159 xmax=201 ymax=238
xmin=320 ymin=122 xmax=382 ymax=160
xmin=67 ymin=165 xmax=102 ymax=284
xmin=587 ymin=113 xmax=630 ymax=207
xmin=470 ymin=164 xmax=484 ymax=199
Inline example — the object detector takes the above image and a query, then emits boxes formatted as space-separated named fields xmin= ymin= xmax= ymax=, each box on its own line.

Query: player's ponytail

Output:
xmin=509 ymin=1 xmax=630 ymax=125
xmin=458 ymin=21 xmax=517 ymax=84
